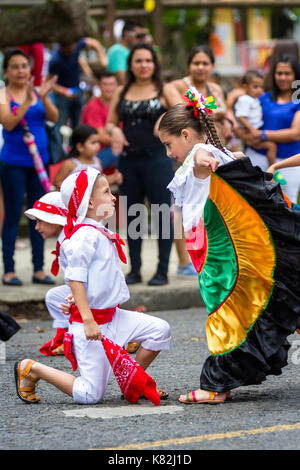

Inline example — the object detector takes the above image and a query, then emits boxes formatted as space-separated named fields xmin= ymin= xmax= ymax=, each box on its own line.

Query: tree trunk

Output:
xmin=0 ymin=0 xmax=93 ymax=48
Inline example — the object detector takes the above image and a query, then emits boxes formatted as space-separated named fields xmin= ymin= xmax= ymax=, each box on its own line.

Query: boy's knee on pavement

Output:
xmin=72 ymin=376 xmax=105 ymax=405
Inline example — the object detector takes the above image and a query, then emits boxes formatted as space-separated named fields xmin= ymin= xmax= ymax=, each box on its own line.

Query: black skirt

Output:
xmin=197 ymin=157 xmax=300 ymax=392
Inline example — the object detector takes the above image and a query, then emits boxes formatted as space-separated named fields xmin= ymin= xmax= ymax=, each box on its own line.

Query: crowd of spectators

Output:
xmin=1 ymin=20 xmax=300 ymax=286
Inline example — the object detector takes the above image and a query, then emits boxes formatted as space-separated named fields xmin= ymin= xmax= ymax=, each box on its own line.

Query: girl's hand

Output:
xmin=267 ymin=164 xmax=276 ymax=175
xmin=194 ymin=150 xmax=219 ymax=172
xmin=84 ymin=318 xmax=102 ymax=341
xmin=111 ymin=127 xmax=129 ymax=156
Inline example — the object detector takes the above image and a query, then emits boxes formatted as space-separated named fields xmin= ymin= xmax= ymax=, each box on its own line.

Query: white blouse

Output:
xmin=60 ymin=218 xmax=130 ymax=309
xmin=167 ymin=143 xmax=234 ymax=232
xmin=71 ymin=156 xmax=102 ymax=174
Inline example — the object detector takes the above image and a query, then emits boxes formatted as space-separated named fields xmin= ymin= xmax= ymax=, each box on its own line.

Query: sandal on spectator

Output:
xmin=14 ymin=360 xmax=40 ymax=404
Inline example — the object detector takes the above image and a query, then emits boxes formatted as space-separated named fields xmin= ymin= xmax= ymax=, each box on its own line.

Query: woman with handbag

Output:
xmin=0 ymin=49 xmax=58 ymax=286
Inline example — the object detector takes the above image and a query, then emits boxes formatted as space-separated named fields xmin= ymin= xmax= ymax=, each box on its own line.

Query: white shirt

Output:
xmin=234 ymin=94 xmax=263 ymax=129
xmin=71 ymin=156 xmax=102 ymax=174
xmin=167 ymin=143 xmax=233 ymax=232
xmin=60 ymin=218 xmax=130 ymax=309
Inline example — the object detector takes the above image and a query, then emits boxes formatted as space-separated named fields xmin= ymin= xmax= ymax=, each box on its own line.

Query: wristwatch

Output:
xmin=260 ymin=130 xmax=267 ymax=142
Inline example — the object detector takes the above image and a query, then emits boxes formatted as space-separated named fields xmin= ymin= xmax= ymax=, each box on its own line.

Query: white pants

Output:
xmin=45 ymin=285 xmax=71 ymax=329
xmin=69 ymin=307 xmax=171 ymax=405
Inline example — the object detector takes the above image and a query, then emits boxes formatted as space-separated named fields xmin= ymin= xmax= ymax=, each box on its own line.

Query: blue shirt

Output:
xmin=0 ymin=95 xmax=49 ymax=167
xmin=260 ymin=91 xmax=300 ymax=159
xmin=48 ymin=39 xmax=86 ymax=88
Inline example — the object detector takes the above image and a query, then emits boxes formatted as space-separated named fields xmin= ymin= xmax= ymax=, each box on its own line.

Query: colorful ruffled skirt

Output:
xmin=187 ymin=157 xmax=300 ymax=392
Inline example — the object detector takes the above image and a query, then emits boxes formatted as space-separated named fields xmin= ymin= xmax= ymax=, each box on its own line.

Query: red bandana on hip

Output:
xmin=64 ymin=169 xmax=88 ymax=239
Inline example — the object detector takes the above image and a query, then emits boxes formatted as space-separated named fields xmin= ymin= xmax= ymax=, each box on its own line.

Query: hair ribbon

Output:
xmin=184 ymin=87 xmax=218 ymax=118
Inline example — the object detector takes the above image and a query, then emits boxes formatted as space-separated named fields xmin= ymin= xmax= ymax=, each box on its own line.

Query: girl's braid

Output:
xmin=199 ymin=111 xmax=231 ymax=156
xmin=199 ymin=112 xmax=224 ymax=152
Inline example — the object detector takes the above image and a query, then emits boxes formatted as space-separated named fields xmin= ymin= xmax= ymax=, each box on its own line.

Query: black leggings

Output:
xmin=118 ymin=154 xmax=174 ymax=275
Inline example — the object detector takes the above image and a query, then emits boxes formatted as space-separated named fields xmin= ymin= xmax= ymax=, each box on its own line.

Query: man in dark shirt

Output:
xmin=47 ymin=38 xmax=107 ymax=162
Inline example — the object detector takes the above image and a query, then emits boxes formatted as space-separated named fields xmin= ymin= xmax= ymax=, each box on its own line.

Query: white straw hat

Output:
xmin=25 ymin=192 xmax=68 ymax=226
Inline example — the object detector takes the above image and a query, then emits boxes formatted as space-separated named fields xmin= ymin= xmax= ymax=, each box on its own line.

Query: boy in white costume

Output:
xmin=14 ymin=167 xmax=170 ymax=405
xmin=25 ymin=192 xmax=70 ymax=355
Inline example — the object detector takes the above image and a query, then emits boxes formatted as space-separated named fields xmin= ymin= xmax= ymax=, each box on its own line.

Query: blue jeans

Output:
xmin=1 ymin=163 xmax=45 ymax=274
xmin=51 ymin=91 xmax=83 ymax=129
xmin=50 ymin=91 xmax=84 ymax=163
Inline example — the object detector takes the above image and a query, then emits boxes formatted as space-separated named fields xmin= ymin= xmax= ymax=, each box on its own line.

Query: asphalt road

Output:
xmin=1 ymin=308 xmax=300 ymax=453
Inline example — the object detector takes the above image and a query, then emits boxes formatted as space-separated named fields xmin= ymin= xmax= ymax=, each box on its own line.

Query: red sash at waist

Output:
xmin=69 ymin=305 xmax=117 ymax=325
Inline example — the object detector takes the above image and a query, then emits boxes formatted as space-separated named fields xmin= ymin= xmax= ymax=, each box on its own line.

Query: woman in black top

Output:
xmin=106 ymin=44 xmax=181 ymax=285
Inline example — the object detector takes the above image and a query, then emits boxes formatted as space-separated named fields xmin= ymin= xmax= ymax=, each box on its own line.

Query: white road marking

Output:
xmin=63 ymin=404 xmax=183 ymax=420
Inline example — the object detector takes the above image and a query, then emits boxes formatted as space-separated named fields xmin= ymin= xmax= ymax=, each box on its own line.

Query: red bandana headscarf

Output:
xmin=64 ymin=169 xmax=89 ymax=239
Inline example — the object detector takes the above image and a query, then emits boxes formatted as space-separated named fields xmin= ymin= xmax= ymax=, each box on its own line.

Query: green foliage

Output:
xmin=163 ymin=8 xmax=212 ymax=47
